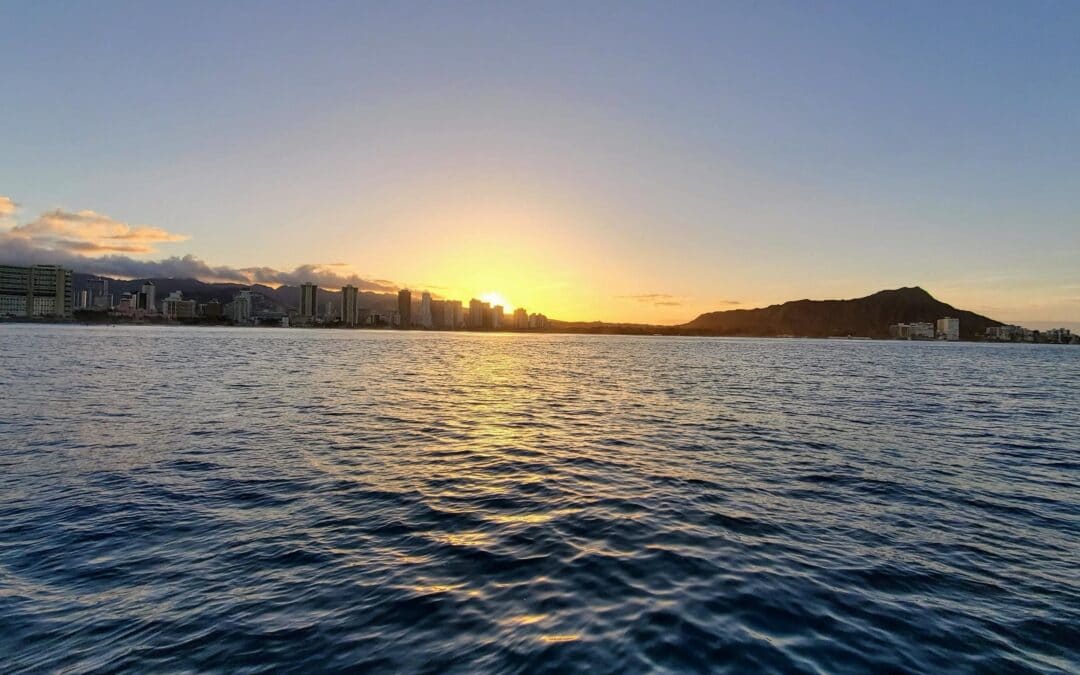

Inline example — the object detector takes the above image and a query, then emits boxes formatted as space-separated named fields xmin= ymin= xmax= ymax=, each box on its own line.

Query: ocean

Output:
xmin=1 ymin=324 xmax=1077 ymax=673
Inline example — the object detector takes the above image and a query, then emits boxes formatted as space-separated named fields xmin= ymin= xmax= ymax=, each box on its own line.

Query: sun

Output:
xmin=480 ymin=291 xmax=513 ymax=311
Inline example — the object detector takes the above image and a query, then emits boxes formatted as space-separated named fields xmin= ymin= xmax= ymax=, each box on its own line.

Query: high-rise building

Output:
xmin=430 ymin=299 xmax=446 ymax=329
xmin=141 ymin=281 xmax=157 ymax=313
xmin=299 ymin=283 xmax=318 ymax=319
xmin=0 ymin=264 xmax=73 ymax=318
xmin=468 ymin=298 xmax=484 ymax=329
xmin=341 ymin=285 xmax=359 ymax=326
xmin=398 ymin=289 xmax=412 ymax=328
xmin=491 ymin=305 xmax=503 ymax=329
xmin=232 ymin=289 xmax=254 ymax=323
xmin=445 ymin=300 xmax=463 ymax=329
xmin=116 ymin=292 xmax=135 ymax=316
xmin=936 ymin=317 xmax=960 ymax=341
xmin=162 ymin=290 xmax=182 ymax=318
xmin=163 ymin=291 xmax=196 ymax=319
xmin=419 ymin=291 xmax=433 ymax=328
xmin=513 ymin=307 xmax=528 ymax=329
xmin=90 ymin=277 xmax=110 ymax=309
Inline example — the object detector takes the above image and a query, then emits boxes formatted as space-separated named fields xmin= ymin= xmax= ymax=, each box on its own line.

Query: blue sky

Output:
xmin=1 ymin=1 xmax=1077 ymax=325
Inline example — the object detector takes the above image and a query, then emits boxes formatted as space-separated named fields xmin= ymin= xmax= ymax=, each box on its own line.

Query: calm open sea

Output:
xmin=1 ymin=324 xmax=1077 ymax=673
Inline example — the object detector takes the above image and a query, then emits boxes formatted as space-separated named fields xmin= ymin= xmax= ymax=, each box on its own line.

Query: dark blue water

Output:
xmin=1 ymin=325 xmax=1078 ymax=673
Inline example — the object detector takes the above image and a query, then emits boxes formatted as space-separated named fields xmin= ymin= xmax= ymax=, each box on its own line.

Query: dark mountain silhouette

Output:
xmin=682 ymin=287 xmax=1001 ymax=339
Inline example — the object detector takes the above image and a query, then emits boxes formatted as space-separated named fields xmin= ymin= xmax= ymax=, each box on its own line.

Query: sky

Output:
xmin=1 ymin=1 xmax=1078 ymax=327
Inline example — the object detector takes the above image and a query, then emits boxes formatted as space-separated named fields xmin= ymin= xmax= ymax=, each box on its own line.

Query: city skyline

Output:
xmin=2 ymin=261 xmax=1075 ymax=344
xmin=1 ymin=3 xmax=1077 ymax=329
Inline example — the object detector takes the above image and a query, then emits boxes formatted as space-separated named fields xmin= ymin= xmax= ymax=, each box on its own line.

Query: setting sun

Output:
xmin=479 ymin=292 xmax=512 ymax=311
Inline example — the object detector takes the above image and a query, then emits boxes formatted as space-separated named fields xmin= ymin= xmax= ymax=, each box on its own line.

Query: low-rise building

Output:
xmin=936 ymin=317 xmax=960 ymax=341
xmin=889 ymin=322 xmax=935 ymax=340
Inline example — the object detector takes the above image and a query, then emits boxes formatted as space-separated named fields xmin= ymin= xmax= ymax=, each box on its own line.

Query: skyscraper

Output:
xmin=468 ymin=298 xmax=483 ymax=329
xmin=299 ymin=283 xmax=318 ymax=319
xmin=141 ymin=281 xmax=157 ymax=313
xmin=91 ymin=277 xmax=110 ymax=309
xmin=419 ymin=291 xmax=433 ymax=328
xmin=491 ymin=305 xmax=503 ymax=329
xmin=341 ymin=285 xmax=359 ymax=326
xmin=232 ymin=289 xmax=254 ymax=323
xmin=398 ymin=289 xmax=412 ymax=328
xmin=430 ymin=299 xmax=446 ymax=329
xmin=513 ymin=307 xmax=528 ymax=329
xmin=446 ymin=300 xmax=463 ymax=329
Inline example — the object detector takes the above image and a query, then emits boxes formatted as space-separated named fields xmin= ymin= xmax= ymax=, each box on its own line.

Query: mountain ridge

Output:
xmin=682 ymin=286 xmax=1000 ymax=339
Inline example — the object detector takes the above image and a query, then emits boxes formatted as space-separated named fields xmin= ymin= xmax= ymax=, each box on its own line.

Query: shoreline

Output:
xmin=2 ymin=317 xmax=1074 ymax=344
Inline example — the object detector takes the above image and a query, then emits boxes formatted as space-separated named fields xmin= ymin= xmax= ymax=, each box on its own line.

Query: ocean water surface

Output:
xmin=1 ymin=324 xmax=1077 ymax=673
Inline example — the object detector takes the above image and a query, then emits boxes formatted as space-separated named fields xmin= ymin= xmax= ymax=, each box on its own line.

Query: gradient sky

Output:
xmin=2 ymin=1 xmax=1078 ymax=326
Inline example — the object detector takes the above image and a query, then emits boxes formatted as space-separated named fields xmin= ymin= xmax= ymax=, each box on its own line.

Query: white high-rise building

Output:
xmin=141 ymin=281 xmax=157 ymax=313
xmin=419 ymin=291 xmax=433 ymax=328
xmin=231 ymin=289 xmax=254 ymax=323
xmin=936 ymin=317 xmax=960 ymax=341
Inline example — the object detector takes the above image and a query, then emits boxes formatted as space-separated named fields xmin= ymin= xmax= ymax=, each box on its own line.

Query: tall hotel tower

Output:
xmin=398 ymin=289 xmax=412 ymax=328
xmin=341 ymin=285 xmax=359 ymax=326
xmin=299 ymin=283 xmax=318 ymax=319
xmin=419 ymin=291 xmax=433 ymax=328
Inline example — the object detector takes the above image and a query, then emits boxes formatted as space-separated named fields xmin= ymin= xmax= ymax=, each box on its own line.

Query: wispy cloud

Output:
xmin=619 ymin=293 xmax=677 ymax=302
xmin=4 ymin=207 xmax=189 ymax=255
xmin=0 ymin=196 xmax=16 ymax=219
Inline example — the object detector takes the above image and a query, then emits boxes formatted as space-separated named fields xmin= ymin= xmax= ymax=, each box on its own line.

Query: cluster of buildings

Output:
xmin=295 ymin=284 xmax=549 ymax=331
xmin=111 ymin=283 xmax=247 ymax=323
xmin=889 ymin=317 xmax=960 ymax=341
xmin=985 ymin=325 xmax=1075 ymax=344
xmin=0 ymin=263 xmax=554 ymax=332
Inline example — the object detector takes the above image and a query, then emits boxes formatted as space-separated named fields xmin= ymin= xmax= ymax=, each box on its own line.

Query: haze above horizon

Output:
xmin=1 ymin=2 xmax=1077 ymax=328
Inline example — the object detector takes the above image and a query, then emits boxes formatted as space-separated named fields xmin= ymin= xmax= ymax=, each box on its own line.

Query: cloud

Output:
xmin=4 ymin=207 xmax=188 ymax=255
xmin=619 ymin=293 xmax=677 ymax=302
xmin=619 ymin=293 xmax=689 ymax=307
xmin=0 ymin=197 xmax=399 ymax=293
xmin=239 ymin=264 xmax=398 ymax=292
xmin=0 ymin=196 xmax=16 ymax=219
xmin=0 ymin=239 xmax=399 ymax=292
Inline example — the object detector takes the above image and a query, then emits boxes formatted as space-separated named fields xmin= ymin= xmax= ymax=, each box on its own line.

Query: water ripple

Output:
xmin=1 ymin=325 xmax=1078 ymax=673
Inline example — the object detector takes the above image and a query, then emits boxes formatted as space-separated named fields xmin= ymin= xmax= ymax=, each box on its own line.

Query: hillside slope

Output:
xmin=683 ymin=287 xmax=1000 ymax=339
